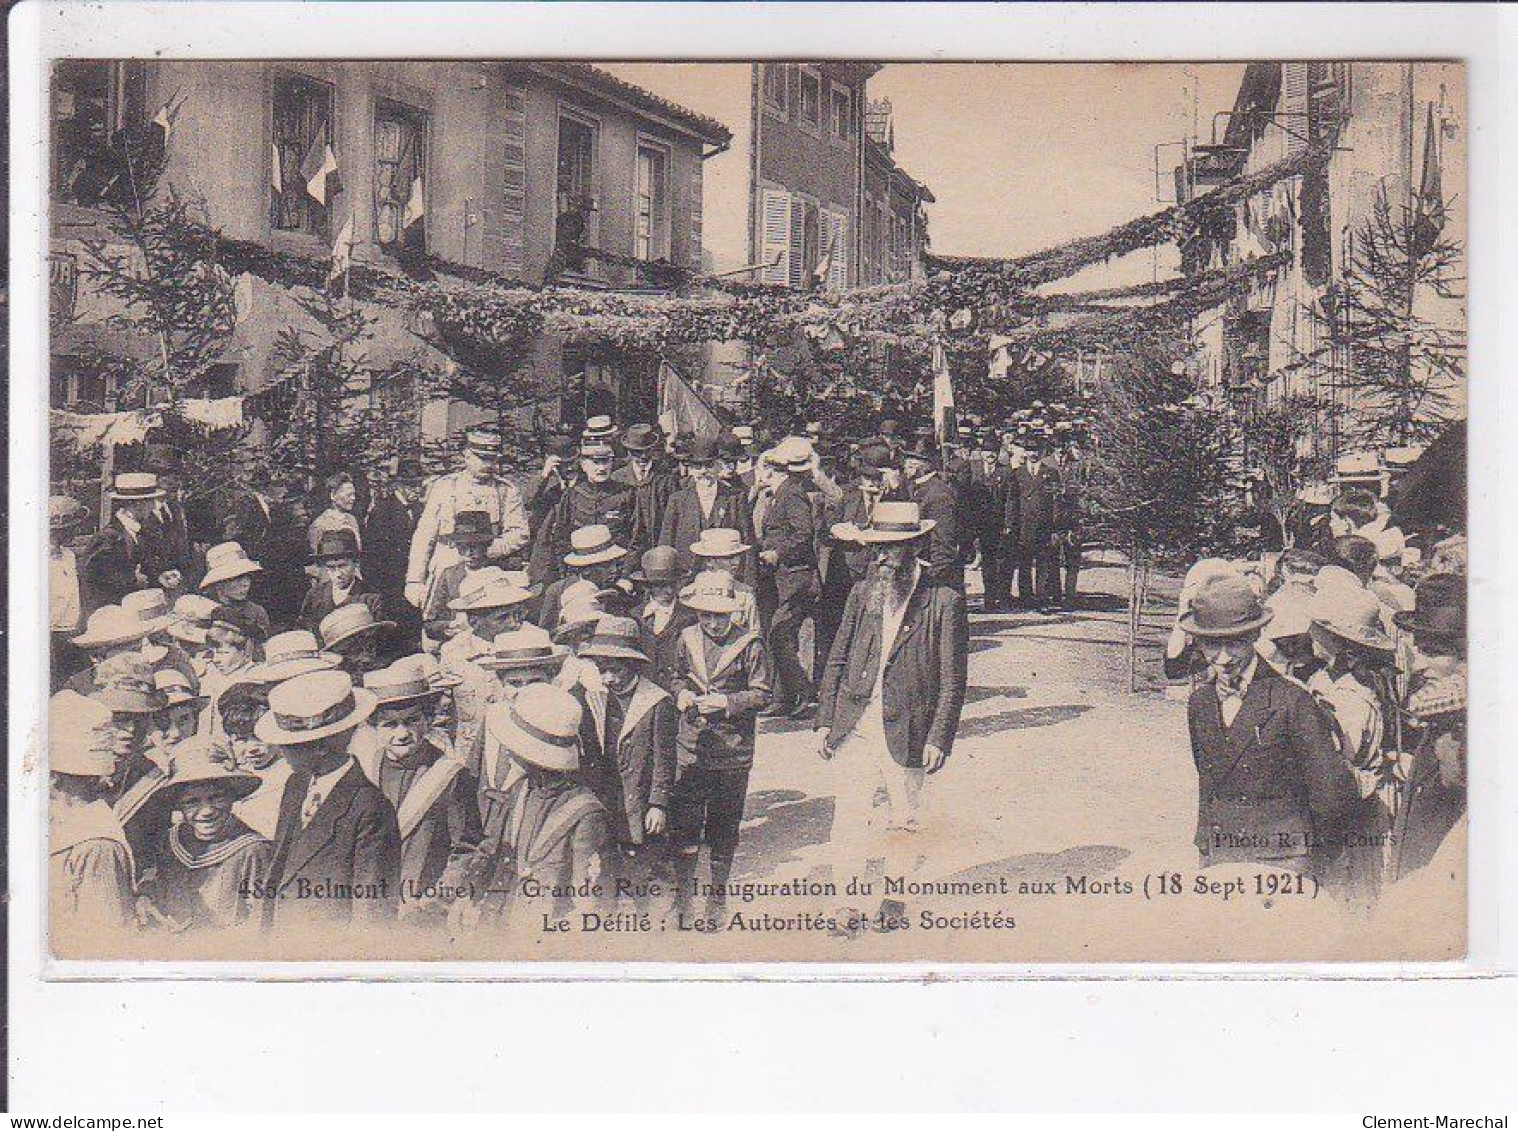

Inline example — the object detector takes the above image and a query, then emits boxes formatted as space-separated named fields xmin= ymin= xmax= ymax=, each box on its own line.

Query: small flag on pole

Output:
xmin=932 ymin=338 xmax=957 ymax=446
xmin=329 ymin=215 xmax=354 ymax=285
xmin=301 ymin=130 xmax=342 ymax=206
xmin=271 ymin=142 xmax=284 ymax=197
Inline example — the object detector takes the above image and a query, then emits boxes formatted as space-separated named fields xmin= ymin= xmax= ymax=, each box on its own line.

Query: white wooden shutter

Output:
xmin=825 ymin=209 xmax=848 ymax=292
xmin=760 ymin=188 xmax=792 ymax=285
xmin=1281 ymin=63 xmax=1309 ymax=156
xmin=789 ymin=193 xmax=806 ymax=288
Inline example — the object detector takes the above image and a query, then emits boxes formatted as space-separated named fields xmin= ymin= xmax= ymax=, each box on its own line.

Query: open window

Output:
xmin=374 ymin=99 xmax=428 ymax=249
xmin=51 ymin=60 xmax=147 ymax=205
xmin=635 ymin=143 xmax=670 ymax=262
xmin=271 ymin=72 xmax=336 ymax=237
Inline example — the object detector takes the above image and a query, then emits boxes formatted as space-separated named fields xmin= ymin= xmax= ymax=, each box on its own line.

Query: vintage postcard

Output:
xmin=39 ymin=55 xmax=1467 ymax=965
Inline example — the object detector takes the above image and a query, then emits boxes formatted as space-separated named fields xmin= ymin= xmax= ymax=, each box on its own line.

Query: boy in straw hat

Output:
xmin=535 ymin=523 xmax=629 ymax=633
xmin=64 ymin=603 xmax=164 ymax=697
xmin=573 ymin=616 xmax=677 ymax=900
xmin=688 ymin=528 xmax=761 ymax=637
xmin=257 ymin=670 xmax=401 ymax=928
xmin=669 ymin=569 xmax=772 ymax=919
xmin=420 ymin=510 xmax=496 ymax=645
xmin=317 ymin=603 xmax=396 ymax=679
xmin=140 ymin=738 xmax=271 ymax=933
xmin=1179 ymin=574 xmax=1358 ymax=881
xmin=816 ymin=500 xmax=967 ymax=918
xmin=444 ymin=684 xmax=613 ymax=929
xmin=198 ymin=541 xmax=271 ymax=642
xmin=353 ymin=660 xmax=482 ymax=921
xmin=50 ymin=691 xmax=138 ymax=938
xmin=474 ymin=625 xmax=570 ymax=797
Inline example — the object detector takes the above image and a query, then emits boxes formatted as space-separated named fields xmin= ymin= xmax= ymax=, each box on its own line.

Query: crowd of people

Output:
xmin=1168 ymin=479 xmax=1468 ymax=904
xmin=49 ymin=414 xmax=1010 ymax=939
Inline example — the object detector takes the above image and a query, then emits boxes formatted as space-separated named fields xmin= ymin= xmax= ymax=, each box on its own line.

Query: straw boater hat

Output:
xmin=363 ymin=661 xmax=441 ymax=709
xmin=622 ymin=423 xmax=662 ymax=453
xmin=563 ymin=524 xmax=628 ymax=568
xmin=1309 ymin=585 xmax=1394 ymax=653
xmin=244 ymin=630 xmax=341 ymax=684
xmin=167 ymin=594 xmax=220 ymax=645
xmin=1261 ymin=590 xmax=1314 ymax=642
xmin=92 ymin=654 xmax=167 ymax=714
xmin=1177 ymin=575 xmax=1274 ymax=638
xmin=1394 ymin=573 xmax=1464 ymax=639
xmin=155 ymin=738 xmax=261 ymax=805
xmin=579 ymin=438 xmax=616 ymax=462
xmin=477 ymin=624 xmax=569 ymax=672
xmin=153 ymin=668 xmax=206 ymax=710
xmin=50 ymin=496 xmax=88 ymax=532
xmin=582 ymin=415 xmax=617 ymax=442
xmin=71 ymin=604 xmax=156 ymax=651
xmin=767 ymin=436 xmax=814 ymax=472
xmin=111 ymin=472 xmax=164 ymax=502
xmin=690 ymin=527 xmax=750 ymax=559
xmin=1312 ymin=564 xmax=1364 ymax=598
xmin=49 ymin=692 xmax=118 ymax=777
xmin=680 ymin=569 xmax=741 ymax=615
xmin=578 ymin=616 xmax=650 ymax=663
xmin=831 ymin=499 xmax=936 ymax=545
xmin=444 ymin=510 xmax=495 ymax=546
xmin=465 ymin=428 xmax=503 ymax=459
xmin=199 ymin=541 xmax=263 ymax=589
xmin=122 ymin=588 xmax=174 ymax=633
xmin=446 ymin=567 xmax=537 ymax=613
xmin=318 ymin=603 xmax=395 ymax=652
xmin=630 ymin=546 xmax=683 ymax=585
xmin=312 ymin=528 xmax=361 ymax=564
xmin=485 ymin=683 xmax=584 ymax=773
xmin=254 ymin=669 xmax=377 ymax=747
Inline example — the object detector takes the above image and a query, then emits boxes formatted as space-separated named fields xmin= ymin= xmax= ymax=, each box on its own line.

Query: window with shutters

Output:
xmin=831 ymin=87 xmax=854 ymax=141
xmin=51 ymin=60 xmax=147 ymax=204
xmin=635 ymin=143 xmax=670 ymax=261
xmin=556 ymin=111 xmax=601 ymax=272
xmin=373 ymin=99 xmax=427 ymax=248
xmin=1280 ymin=62 xmax=1309 ymax=157
xmin=799 ymin=68 xmax=822 ymax=132
xmin=797 ymin=198 xmax=820 ymax=289
xmin=762 ymin=63 xmax=790 ymax=114
xmin=759 ymin=188 xmax=793 ymax=286
xmin=271 ymin=73 xmax=335 ymax=237
xmin=824 ymin=210 xmax=849 ymax=291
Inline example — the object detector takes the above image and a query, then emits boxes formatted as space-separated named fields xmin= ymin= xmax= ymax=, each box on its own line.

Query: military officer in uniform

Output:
xmin=529 ymin=436 xmax=636 ymax=588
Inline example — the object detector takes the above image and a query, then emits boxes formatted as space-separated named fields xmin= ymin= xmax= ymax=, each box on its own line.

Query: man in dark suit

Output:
xmin=1008 ymin=433 xmax=1064 ymax=609
xmin=141 ymin=444 xmax=198 ymax=600
xmin=900 ymin=437 xmax=963 ymax=591
xmin=757 ymin=437 xmax=821 ymax=718
xmin=1179 ymin=575 xmax=1358 ymax=880
xmin=658 ymin=435 xmax=756 ymax=584
xmin=221 ymin=486 xmax=309 ymax=626
xmin=80 ymin=473 xmax=162 ymax=611
xmin=954 ymin=433 xmax=1012 ymax=608
xmin=256 ymin=669 xmax=401 ymax=929
xmin=816 ymin=500 xmax=968 ymax=908
xmin=364 ymin=462 xmax=425 ymax=650
xmin=815 ymin=442 xmax=892 ymax=687
xmin=1054 ymin=437 xmax=1089 ymax=606
xmin=615 ymin=423 xmax=678 ymax=559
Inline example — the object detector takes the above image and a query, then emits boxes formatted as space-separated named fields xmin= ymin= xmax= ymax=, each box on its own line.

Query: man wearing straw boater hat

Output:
xmin=573 ymin=616 xmax=677 ymax=899
xmin=688 ymin=527 xmax=761 ymax=636
xmin=257 ymin=669 xmax=400 ymax=928
xmin=817 ymin=500 xmax=968 ymax=916
xmin=444 ymin=683 xmax=613 ymax=928
xmin=474 ymin=624 xmax=570 ymax=797
xmin=405 ymin=427 xmax=530 ymax=612
xmin=139 ymin=738 xmax=272 ymax=933
xmin=353 ymin=659 xmax=482 ymax=921
xmin=1178 ymin=573 xmax=1358 ymax=879
xmin=658 ymin=434 xmax=757 ymax=584
xmin=535 ymin=523 xmax=629 ymax=632
xmin=440 ymin=568 xmax=540 ymax=779
xmin=529 ymin=432 xmax=636 ymax=588
xmin=756 ymin=435 xmax=822 ymax=719
xmin=80 ymin=472 xmax=166 ymax=608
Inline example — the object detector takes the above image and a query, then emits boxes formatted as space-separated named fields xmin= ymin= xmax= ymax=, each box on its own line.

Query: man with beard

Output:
xmin=529 ymin=437 xmax=635 ymax=588
xmin=1179 ymin=574 xmax=1357 ymax=879
xmin=816 ymin=501 xmax=968 ymax=920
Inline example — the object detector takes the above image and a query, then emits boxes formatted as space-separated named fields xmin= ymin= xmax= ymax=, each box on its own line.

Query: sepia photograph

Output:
xmin=38 ymin=52 xmax=1468 ymax=963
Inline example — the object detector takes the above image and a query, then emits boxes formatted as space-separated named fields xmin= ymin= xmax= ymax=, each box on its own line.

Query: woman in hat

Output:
xmin=198 ymin=541 xmax=271 ymax=642
xmin=50 ymin=692 xmax=139 ymax=939
xmin=301 ymin=528 xmax=385 ymax=637
xmin=141 ymin=739 xmax=271 ymax=933
xmin=354 ymin=660 xmax=482 ymax=920
xmin=307 ymin=470 xmax=363 ymax=556
xmin=629 ymin=546 xmax=691 ymax=690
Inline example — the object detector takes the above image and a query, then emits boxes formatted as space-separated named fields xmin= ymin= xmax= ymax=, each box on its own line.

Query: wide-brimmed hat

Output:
xmin=578 ymin=616 xmax=650 ymax=663
xmin=312 ymin=528 xmax=361 ymax=563
xmin=680 ymin=435 xmax=719 ymax=465
xmin=464 ymin=428 xmax=503 ymax=457
xmin=1261 ymin=589 xmax=1314 ymax=641
xmin=680 ymin=569 xmax=741 ymax=615
xmin=156 ymin=739 xmax=261 ymax=804
xmin=445 ymin=511 xmax=495 ymax=546
xmin=690 ymin=527 xmax=750 ymax=558
xmin=50 ymin=692 xmax=118 ymax=777
xmin=485 ymin=683 xmax=583 ymax=773
xmin=1312 ymin=564 xmax=1364 ymax=598
xmin=766 ymin=436 xmax=814 ymax=472
xmin=167 ymin=594 xmax=220 ymax=645
xmin=318 ymin=603 xmax=395 ymax=651
xmin=1393 ymin=573 xmax=1464 ymax=639
xmin=50 ymin=496 xmax=88 ymax=531
xmin=564 ymin=524 xmax=628 ymax=568
xmin=122 ymin=588 xmax=174 ymax=633
xmin=1178 ymin=575 xmax=1274 ymax=638
xmin=582 ymin=415 xmax=617 ymax=441
xmin=72 ymin=605 xmax=156 ymax=650
xmin=363 ymin=660 xmax=441 ymax=708
xmin=1309 ymin=586 xmax=1394 ymax=652
xmin=630 ymin=546 xmax=683 ymax=584
xmin=447 ymin=567 xmax=537 ymax=613
xmin=552 ymin=582 xmax=605 ymax=643
xmin=245 ymin=631 xmax=341 ymax=684
xmin=831 ymin=500 xmax=936 ymax=545
xmin=200 ymin=541 xmax=264 ymax=588
xmin=255 ymin=669 xmax=377 ymax=747
xmin=478 ymin=624 xmax=569 ymax=672
xmin=153 ymin=668 xmax=206 ymax=709
xmin=92 ymin=654 xmax=167 ymax=714
xmin=622 ymin=423 xmax=663 ymax=453
xmin=111 ymin=472 xmax=164 ymax=502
